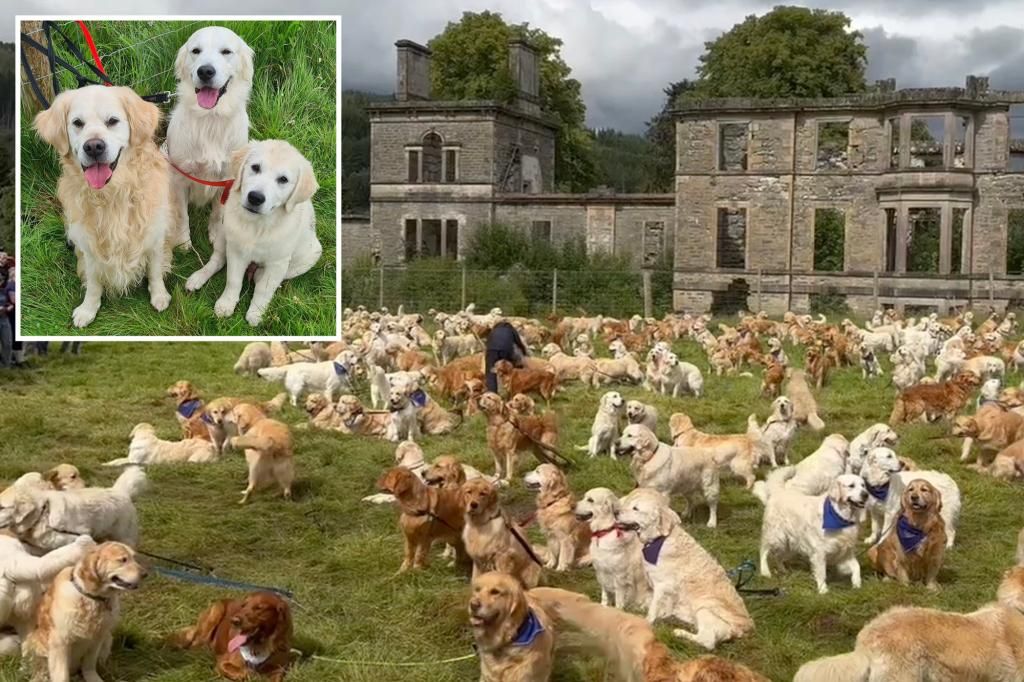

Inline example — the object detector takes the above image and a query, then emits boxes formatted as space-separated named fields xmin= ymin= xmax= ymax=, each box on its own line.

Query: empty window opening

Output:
xmin=954 ymin=116 xmax=969 ymax=168
xmin=885 ymin=208 xmax=898 ymax=272
xmin=888 ymin=117 xmax=901 ymax=169
xmin=407 ymin=150 xmax=420 ymax=183
xmin=422 ymin=133 xmax=442 ymax=182
xmin=1008 ymin=209 xmax=1024 ymax=275
xmin=816 ymin=121 xmax=851 ymax=170
xmin=910 ymin=116 xmax=945 ymax=168
xmin=716 ymin=208 xmax=747 ymax=268
xmin=421 ymin=219 xmax=442 ymax=257
xmin=951 ymin=208 xmax=966 ymax=274
xmin=404 ymin=219 xmax=417 ymax=261
xmin=642 ymin=221 xmax=665 ymax=267
xmin=814 ymin=209 xmax=845 ymax=271
xmin=718 ymin=123 xmax=748 ymax=171
xmin=711 ymin=278 xmax=750 ymax=316
xmin=444 ymin=219 xmax=459 ymax=258
xmin=444 ymin=149 xmax=458 ymax=183
xmin=531 ymin=220 xmax=552 ymax=243
xmin=907 ymin=208 xmax=941 ymax=273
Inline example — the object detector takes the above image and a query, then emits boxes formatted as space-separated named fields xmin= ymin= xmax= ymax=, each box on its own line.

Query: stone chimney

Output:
xmin=395 ymin=40 xmax=431 ymax=101
xmin=507 ymin=40 xmax=541 ymax=116
xmin=965 ymin=75 xmax=990 ymax=98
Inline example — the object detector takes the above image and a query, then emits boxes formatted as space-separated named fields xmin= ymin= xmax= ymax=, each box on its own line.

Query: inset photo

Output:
xmin=16 ymin=17 xmax=339 ymax=338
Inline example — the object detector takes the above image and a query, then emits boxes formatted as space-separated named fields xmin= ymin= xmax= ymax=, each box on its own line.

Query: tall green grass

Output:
xmin=18 ymin=20 xmax=337 ymax=336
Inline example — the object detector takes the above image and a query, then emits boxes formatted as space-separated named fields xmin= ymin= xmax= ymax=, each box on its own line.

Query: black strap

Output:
xmin=504 ymin=514 xmax=545 ymax=567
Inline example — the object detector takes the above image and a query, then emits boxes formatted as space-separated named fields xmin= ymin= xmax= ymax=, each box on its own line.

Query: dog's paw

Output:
xmin=71 ymin=304 xmax=98 ymax=328
xmin=245 ymin=309 xmax=264 ymax=326
xmin=150 ymin=291 xmax=171 ymax=312
xmin=184 ymin=272 xmax=208 ymax=292
xmin=74 ymin=535 xmax=96 ymax=548
xmin=214 ymin=296 xmax=238 ymax=318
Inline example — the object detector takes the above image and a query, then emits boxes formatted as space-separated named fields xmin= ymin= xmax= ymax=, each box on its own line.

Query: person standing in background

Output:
xmin=0 ymin=262 xmax=20 ymax=368
xmin=484 ymin=319 xmax=529 ymax=393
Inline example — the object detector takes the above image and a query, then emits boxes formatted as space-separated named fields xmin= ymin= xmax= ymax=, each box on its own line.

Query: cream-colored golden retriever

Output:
xmin=34 ymin=85 xmax=176 ymax=327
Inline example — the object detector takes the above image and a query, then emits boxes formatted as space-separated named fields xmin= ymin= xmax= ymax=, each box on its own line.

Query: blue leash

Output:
xmin=152 ymin=566 xmax=297 ymax=603
xmin=727 ymin=559 xmax=781 ymax=596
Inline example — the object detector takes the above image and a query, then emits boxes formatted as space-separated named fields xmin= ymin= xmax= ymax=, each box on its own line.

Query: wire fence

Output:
xmin=342 ymin=265 xmax=676 ymax=318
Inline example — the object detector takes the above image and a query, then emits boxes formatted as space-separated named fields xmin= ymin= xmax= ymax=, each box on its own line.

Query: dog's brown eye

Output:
xmin=72 ymin=118 xmax=84 ymax=128
xmin=106 ymin=117 xmax=119 ymax=127
xmin=191 ymin=47 xmax=200 ymax=54
xmin=119 ymin=556 xmax=128 ymax=564
xmin=221 ymin=49 xmax=232 ymax=55
xmin=251 ymin=164 xmax=260 ymax=173
xmin=276 ymin=176 xmax=288 ymax=184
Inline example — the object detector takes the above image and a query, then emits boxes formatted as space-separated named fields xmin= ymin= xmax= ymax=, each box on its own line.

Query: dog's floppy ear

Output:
xmin=33 ymin=92 xmax=71 ymax=156
xmin=656 ymin=502 xmax=679 ymax=537
xmin=230 ymin=143 xmax=252 ymax=188
xmin=119 ymin=87 xmax=161 ymax=147
xmin=174 ymin=40 xmax=191 ymax=85
xmin=286 ymin=154 xmax=319 ymax=213
xmin=237 ymin=36 xmax=255 ymax=85
xmin=43 ymin=468 xmax=61 ymax=489
xmin=827 ymin=478 xmax=844 ymax=504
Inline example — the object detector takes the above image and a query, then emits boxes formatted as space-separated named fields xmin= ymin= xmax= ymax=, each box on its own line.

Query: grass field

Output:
xmin=0 ymin=335 xmax=1020 ymax=682
xmin=18 ymin=19 xmax=337 ymax=337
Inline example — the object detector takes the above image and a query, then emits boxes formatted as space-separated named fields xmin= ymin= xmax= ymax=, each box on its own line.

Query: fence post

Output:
xmin=642 ymin=270 xmax=653 ymax=318
xmin=378 ymin=266 xmax=384 ymax=310
xmin=990 ymin=270 xmax=995 ymax=306
xmin=756 ymin=268 xmax=763 ymax=312
xmin=552 ymin=269 xmax=558 ymax=315
xmin=21 ymin=21 xmax=52 ymax=113
xmin=461 ymin=265 xmax=467 ymax=311
xmin=873 ymin=271 xmax=879 ymax=311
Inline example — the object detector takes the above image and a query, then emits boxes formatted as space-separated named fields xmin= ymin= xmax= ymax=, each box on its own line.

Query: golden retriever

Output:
xmin=952 ymin=403 xmax=1024 ymax=464
xmin=228 ymin=408 xmax=294 ymax=504
xmin=668 ymin=413 xmax=764 ymax=489
xmin=785 ymin=369 xmax=825 ymax=430
xmin=43 ymin=464 xmax=86 ymax=491
xmin=493 ymin=359 xmax=559 ymax=403
xmin=867 ymin=479 xmax=946 ymax=589
xmin=523 ymin=464 xmax=591 ymax=571
xmin=103 ymin=422 xmax=218 ymax=466
xmin=795 ymin=566 xmax=1024 ymax=682
xmin=23 ymin=542 xmax=146 ymax=681
xmin=333 ymin=395 xmax=390 ymax=438
xmin=469 ymin=572 xmax=554 ymax=682
xmin=303 ymin=393 xmax=350 ymax=432
xmin=988 ymin=439 xmax=1024 ymax=481
xmin=376 ymin=467 xmax=467 ymax=572
xmin=34 ymin=85 xmax=175 ymax=328
xmin=889 ymin=372 xmax=979 ymax=424
xmin=478 ymin=393 xmax=558 ymax=483
xmin=461 ymin=479 xmax=543 ymax=588
xmin=172 ymin=591 xmax=292 ymax=681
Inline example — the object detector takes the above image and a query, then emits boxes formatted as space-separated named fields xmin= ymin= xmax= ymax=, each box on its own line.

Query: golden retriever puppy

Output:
xmin=376 ymin=467 xmax=467 ymax=572
xmin=952 ymin=403 xmax=1024 ymax=464
xmin=462 ymin=479 xmax=542 ymax=588
xmin=523 ymin=465 xmax=590 ymax=571
xmin=168 ymin=26 xmax=253 ymax=252
xmin=868 ymin=479 xmax=946 ymax=589
xmin=233 ymin=342 xmax=273 ymax=376
xmin=228 ymin=409 xmax=294 ymax=504
xmin=668 ymin=413 xmax=765 ymax=489
xmin=23 ymin=542 xmax=146 ymax=682
xmin=44 ymin=464 xmax=86 ymax=491
xmin=785 ymin=369 xmax=825 ymax=431
xmin=795 ymin=566 xmax=1024 ymax=682
xmin=469 ymin=572 xmax=554 ymax=682
xmin=531 ymin=587 xmax=770 ymax=682
xmin=103 ymin=423 xmax=218 ymax=466
xmin=205 ymin=140 xmax=320 ymax=326
xmin=333 ymin=395 xmax=390 ymax=438
xmin=616 ymin=488 xmax=753 ymax=650
xmin=34 ymin=85 xmax=175 ymax=328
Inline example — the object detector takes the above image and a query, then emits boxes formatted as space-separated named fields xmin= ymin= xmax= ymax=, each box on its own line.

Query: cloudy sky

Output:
xmin=6 ymin=0 xmax=1024 ymax=132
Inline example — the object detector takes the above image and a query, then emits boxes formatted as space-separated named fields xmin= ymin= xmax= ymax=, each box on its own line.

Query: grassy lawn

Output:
xmin=0 ymin=335 xmax=1019 ymax=682
xmin=18 ymin=20 xmax=337 ymax=337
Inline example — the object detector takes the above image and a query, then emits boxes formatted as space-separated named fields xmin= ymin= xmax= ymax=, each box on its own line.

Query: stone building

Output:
xmin=342 ymin=37 xmax=1024 ymax=314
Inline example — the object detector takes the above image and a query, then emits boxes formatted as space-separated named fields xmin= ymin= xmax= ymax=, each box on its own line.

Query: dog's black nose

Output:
xmin=83 ymin=138 xmax=106 ymax=159
xmin=247 ymin=191 xmax=265 ymax=207
xmin=197 ymin=64 xmax=216 ymax=82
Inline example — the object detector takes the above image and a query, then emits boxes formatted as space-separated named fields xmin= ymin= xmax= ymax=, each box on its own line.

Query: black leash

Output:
xmin=504 ymin=513 xmax=546 ymax=568
xmin=503 ymin=414 xmax=574 ymax=469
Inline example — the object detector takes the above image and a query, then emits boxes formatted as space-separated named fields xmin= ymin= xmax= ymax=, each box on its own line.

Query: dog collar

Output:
xmin=897 ymin=515 xmax=928 ymax=554
xmin=822 ymin=498 xmax=856 ymax=531
xmin=200 ymin=412 xmax=214 ymax=425
xmin=71 ymin=573 xmax=109 ymax=606
xmin=333 ymin=362 xmax=348 ymax=376
xmin=591 ymin=526 xmax=623 ymax=540
xmin=642 ymin=535 xmax=667 ymax=564
xmin=510 ymin=609 xmax=545 ymax=647
xmin=177 ymin=398 xmax=203 ymax=419
xmin=979 ymin=398 xmax=1004 ymax=409
xmin=865 ymin=481 xmax=890 ymax=502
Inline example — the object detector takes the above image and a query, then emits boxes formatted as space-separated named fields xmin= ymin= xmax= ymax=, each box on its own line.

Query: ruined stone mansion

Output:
xmin=342 ymin=38 xmax=1024 ymax=314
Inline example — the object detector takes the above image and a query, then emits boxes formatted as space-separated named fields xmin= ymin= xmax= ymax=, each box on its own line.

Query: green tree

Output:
xmin=694 ymin=6 xmax=867 ymax=99
xmin=428 ymin=11 xmax=596 ymax=192
xmin=644 ymin=79 xmax=697 ymax=191
xmin=591 ymin=128 xmax=658 ymax=192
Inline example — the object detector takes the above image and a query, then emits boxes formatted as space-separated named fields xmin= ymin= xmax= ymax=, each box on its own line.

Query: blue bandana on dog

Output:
xmin=511 ymin=610 xmax=545 ymax=647
xmin=200 ymin=412 xmax=214 ymax=424
xmin=177 ymin=399 xmax=202 ymax=419
xmin=897 ymin=516 xmax=927 ymax=553
xmin=822 ymin=498 xmax=855 ymax=531
xmin=865 ymin=481 xmax=889 ymax=502
xmin=410 ymin=389 xmax=427 ymax=408
xmin=642 ymin=536 xmax=667 ymax=564
xmin=333 ymin=362 xmax=348 ymax=376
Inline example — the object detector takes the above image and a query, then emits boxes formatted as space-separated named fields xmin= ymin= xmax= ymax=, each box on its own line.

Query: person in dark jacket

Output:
xmin=485 ymin=320 xmax=528 ymax=393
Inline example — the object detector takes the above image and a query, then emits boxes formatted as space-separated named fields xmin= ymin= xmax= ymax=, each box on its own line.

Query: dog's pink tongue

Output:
xmin=197 ymin=87 xmax=220 ymax=109
xmin=83 ymin=164 xmax=112 ymax=189
xmin=227 ymin=633 xmax=247 ymax=653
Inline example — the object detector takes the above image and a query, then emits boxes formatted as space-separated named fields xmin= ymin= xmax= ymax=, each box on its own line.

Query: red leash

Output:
xmin=75 ymin=20 xmax=109 ymax=82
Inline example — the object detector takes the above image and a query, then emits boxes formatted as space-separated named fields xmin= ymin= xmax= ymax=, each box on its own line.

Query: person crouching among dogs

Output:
xmin=485 ymin=320 xmax=529 ymax=394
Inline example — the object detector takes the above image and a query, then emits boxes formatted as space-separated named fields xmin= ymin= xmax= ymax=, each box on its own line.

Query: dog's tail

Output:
xmin=112 ymin=466 xmax=148 ymax=499
xmin=256 ymin=366 xmax=289 ymax=383
xmin=793 ymin=651 xmax=870 ymax=682
xmin=753 ymin=465 xmax=796 ymax=504
xmin=807 ymin=411 xmax=825 ymax=431
xmin=262 ymin=392 xmax=288 ymax=413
